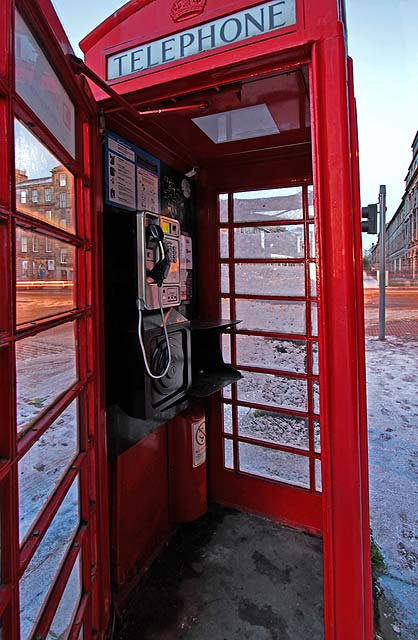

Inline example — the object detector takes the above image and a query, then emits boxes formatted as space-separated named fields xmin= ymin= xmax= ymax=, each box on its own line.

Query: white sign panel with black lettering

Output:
xmin=107 ymin=0 xmax=296 ymax=80
xmin=137 ymin=166 xmax=159 ymax=213
xmin=106 ymin=136 xmax=136 ymax=210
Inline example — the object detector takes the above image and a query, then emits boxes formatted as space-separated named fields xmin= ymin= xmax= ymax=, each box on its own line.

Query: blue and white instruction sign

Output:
xmin=105 ymin=132 xmax=160 ymax=212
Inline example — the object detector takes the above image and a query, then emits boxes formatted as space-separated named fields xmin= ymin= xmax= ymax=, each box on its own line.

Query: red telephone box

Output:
xmin=0 ymin=0 xmax=372 ymax=638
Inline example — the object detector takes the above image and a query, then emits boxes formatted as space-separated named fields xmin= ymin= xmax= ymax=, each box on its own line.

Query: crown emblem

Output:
xmin=170 ymin=0 xmax=207 ymax=23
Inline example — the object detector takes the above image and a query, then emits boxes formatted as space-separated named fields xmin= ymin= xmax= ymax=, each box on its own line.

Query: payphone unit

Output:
xmin=136 ymin=211 xmax=181 ymax=310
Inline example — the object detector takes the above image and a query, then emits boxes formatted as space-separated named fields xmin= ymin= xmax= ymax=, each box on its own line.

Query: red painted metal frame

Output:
xmin=0 ymin=0 xmax=110 ymax=638
xmin=310 ymin=34 xmax=373 ymax=639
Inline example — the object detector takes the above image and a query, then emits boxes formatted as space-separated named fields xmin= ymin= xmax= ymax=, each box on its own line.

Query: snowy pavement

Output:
xmin=366 ymin=336 xmax=418 ymax=639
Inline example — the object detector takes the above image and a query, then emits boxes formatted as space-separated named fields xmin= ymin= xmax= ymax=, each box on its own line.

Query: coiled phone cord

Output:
xmin=136 ymin=286 xmax=172 ymax=379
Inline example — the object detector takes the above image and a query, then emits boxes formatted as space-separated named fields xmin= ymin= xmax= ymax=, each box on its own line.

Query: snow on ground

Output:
xmin=366 ymin=336 xmax=418 ymax=639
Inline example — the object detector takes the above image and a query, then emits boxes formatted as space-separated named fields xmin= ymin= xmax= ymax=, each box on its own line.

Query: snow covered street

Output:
xmin=366 ymin=336 xmax=418 ymax=638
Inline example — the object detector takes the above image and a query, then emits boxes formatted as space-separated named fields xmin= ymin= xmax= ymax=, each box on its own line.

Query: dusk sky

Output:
xmin=52 ymin=0 xmax=418 ymax=250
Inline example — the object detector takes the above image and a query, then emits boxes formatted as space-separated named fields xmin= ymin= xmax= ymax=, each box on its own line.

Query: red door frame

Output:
xmin=0 ymin=1 xmax=110 ymax=637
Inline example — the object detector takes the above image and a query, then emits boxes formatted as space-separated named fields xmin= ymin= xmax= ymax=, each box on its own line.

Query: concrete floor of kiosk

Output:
xmin=115 ymin=505 xmax=324 ymax=639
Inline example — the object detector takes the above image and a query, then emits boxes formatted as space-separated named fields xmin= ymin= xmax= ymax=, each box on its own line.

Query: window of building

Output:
xmin=46 ymin=210 xmax=52 ymax=220
xmin=45 ymin=188 xmax=52 ymax=202
xmin=59 ymin=192 xmax=66 ymax=208
xmin=32 ymin=190 xmax=38 ymax=203
xmin=32 ymin=237 xmax=39 ymax=252
xmin=21 ymin=190 xmax=27 ymax=204
xmin=59 ymin=173 xmax=66 ymax=187
xmin=46 ymin=238 xmax=53 ymax=252
xmin=60 ymin=250 xmax=68 ymax=264
xmin=21 ymin=236 xmax=28 ymax=252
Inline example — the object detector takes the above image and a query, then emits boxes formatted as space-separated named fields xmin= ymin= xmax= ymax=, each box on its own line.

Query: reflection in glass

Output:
xmin=233 ymin=225 xmax=304 ymax=259
xmin=16 ymin=228 xmax=76 ymax=325
xmin=14 ymin=120 xmax=75 ymax=232
xmin=47 ymin=554 xmax=82 ymax=640
xmin=315 ymin=459 xmax=322 ymax=492
xmin=219 ymin=229 xmax=229 ymax=258
xmin=16 ymin=322 xmax=77 ymax=435
xmin=19 ymin=478 xmax=80 ymax=640
xmin=238 ymin=406 xmax=308 ymax=450
xmin=233 ymin=188 xmax=303 ymax=222
xmin=219 ymin=193 xmax=228 ymax=223
xmin=18 ymin=400 xmax=79 ymax=542
xmin=236 ymin=336 xmax=306 ymax=373
xmin=236 ymin=299 xmax=306 ymax=334
xmin=223 ymin=403 xmax=233 ymax=434
xmin=239 ymin=442 xmax=309 ymax=488
xmin=15 ymin=13 xmax=75 ymax=157
xmin=237 ymin=371 xmax=308 ymax=412
xmin=235 ymin=263 xmax=305 ymax=296
xmin=221 ymin=264 xmax=229 ymax=293
xmin=224 ymin=439 xmax=234 ymax=469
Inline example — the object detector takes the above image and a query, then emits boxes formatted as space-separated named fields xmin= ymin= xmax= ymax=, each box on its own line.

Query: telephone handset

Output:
xmin=146 ymin=224 xmax=170 ymax=286
xmin=136 ymin=212 xmax=182 ymax=380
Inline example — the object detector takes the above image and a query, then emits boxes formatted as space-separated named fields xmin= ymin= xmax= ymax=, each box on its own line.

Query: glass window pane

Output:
xmin=14 ymin=120 xmax=75 ymax=232
xmin=236 ymin=299 xmax=306 ymax=334
xmin=236 ymin=336 xmax=306 ymax=373
xmin=221 ymin=264 xmax=229 ymax=293
xmin=47 ymin=554 xmax=82 ymax=640
xmin=18 ymin=400 xmax=79 ymax=542
xmin=311 ymin=302 xmax=318 ymax=336
xmin=221 ymin=297 xmax=230 ymax=320
xmin=237 ymin=371 xmax=308 ymax=412
xmin=219 ymin=229 xmax=229 ymax=258
xmin=315 ymin=459 xmax=322 ymax=492
xmin=308 ymin=224 xmax=316 ymax=259
xmin=309 ymin=262 xmax=317 ymax=297
xmin=222 ymin=334 xmax=231 ymax=364
xmin=233 ymin=188 xmax=303 ymax=222
xmin=308 ymin=185 xmax=314 ymax=219
xmin=313 ymin=381 xmax=320 ymax=415
xmin=16 ymin=228 xmax=76 ymax=325
xmin=239 ymin=442 xmax=310 ymax=488
xmin=234 ymin=225 xmax=304 ymax=259
xmin=222 ymin=384 xmax=232 ymax=399
xmin=19 ymin=477 xmax=80 ymax=640
xmin=219 ymin=193 xmax=228 ymax=223
xmin=238 ymin=406 xmax=309 ymax=450
xmin=16 ymin=322 xmax=78 ymax=435
xmin=224 ymin=439 xmax=234 ymax=469
xmin=223 ymin=403 xmax=233 ymax=434
xmin=314 ymin=420 xmax=321 ymax=453
xmin=15 ymin=13 xmax=75 ymax=157
xmin=312 ymin=342 xmax=319 ymax=375
xmin=235 ymin=263 xmax=305 ymax=296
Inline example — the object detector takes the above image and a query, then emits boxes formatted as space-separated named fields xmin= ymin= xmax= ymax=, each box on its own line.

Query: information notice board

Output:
xmin=104 ymin=131 xmax=160 ymax=212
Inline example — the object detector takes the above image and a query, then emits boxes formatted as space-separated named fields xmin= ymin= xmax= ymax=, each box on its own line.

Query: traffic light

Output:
xmin=361 ymin=204 xmax=377 ymax=234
